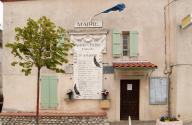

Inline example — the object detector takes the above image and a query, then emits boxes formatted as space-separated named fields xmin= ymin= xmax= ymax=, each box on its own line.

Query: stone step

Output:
xmin=111 ymin=121 xmax=192 ymax=125
xmin=110 ymin=120 xmax=156 ymax=125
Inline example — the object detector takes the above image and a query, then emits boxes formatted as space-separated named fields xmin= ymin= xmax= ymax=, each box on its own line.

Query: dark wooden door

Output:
xmin=120 ymin=80 xmax=139 ymax=120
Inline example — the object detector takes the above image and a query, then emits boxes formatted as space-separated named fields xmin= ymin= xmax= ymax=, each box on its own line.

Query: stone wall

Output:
xmin=0 ymin=112 xmax=109 ymax=125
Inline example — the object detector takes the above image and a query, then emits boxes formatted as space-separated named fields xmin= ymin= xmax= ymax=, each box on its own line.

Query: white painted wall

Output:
xmin=165 ymin=0 xmax=192 ymax=121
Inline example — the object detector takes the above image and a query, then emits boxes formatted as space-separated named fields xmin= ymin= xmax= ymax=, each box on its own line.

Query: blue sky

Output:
xmin=0 ymin=1 xmax=3 ymax=30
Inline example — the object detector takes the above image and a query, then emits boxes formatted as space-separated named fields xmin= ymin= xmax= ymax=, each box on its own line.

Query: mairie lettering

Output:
xmin=75 ymin=21 xmax=102 ymax=28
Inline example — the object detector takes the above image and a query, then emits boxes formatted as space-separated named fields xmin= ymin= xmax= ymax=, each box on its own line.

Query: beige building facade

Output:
xmin=2 ymin=0 xmax=192 ymax=122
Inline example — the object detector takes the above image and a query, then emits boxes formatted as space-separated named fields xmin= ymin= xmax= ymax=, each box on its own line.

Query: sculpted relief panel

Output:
xmin=71 ymin=33 xmax=106 ymax=99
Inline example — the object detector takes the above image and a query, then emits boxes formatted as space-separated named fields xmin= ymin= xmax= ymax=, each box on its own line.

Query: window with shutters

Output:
xmin=41 ymin=76 xmax=58 ymax=109
xmin=122 ymin=31 xmax=129 ymax=56
xmin=149 ymin=77 xmax=168 ymax=105
xmin=112 ymin=30 xmax=138 ymax=58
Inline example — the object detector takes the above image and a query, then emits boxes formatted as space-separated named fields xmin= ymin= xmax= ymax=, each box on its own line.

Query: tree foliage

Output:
xmin=6 ymin=16 xmax=74 ymax=75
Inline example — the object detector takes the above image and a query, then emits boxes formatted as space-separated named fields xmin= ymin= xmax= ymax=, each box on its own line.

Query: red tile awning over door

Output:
xmin=113 ymin=61 xmax=157 ymax=69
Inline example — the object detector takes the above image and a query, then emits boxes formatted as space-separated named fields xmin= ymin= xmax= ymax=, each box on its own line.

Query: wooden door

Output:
xmin=120 ymin=80 xmax=139 ymax=120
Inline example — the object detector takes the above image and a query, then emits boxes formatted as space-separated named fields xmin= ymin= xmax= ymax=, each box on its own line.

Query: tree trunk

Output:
xmin=36 ymin=67 xmax=41 ymax=125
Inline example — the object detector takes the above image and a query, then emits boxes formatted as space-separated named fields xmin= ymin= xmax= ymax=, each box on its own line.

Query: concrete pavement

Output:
xmin=110 ymin=120 xmax=192 ymax=125
xmin=110 ymin=120 xmax=156 ymax=125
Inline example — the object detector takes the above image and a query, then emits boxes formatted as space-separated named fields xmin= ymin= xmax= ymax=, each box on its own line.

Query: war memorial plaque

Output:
xmin=71 ymin=34 xmax=106 ymax=99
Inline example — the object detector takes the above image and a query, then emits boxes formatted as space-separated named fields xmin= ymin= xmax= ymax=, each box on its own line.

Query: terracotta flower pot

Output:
xmin=100 ymin=100 xmax=110 ymax=109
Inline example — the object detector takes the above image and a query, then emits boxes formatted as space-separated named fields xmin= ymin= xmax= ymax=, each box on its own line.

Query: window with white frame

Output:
xmin=149 ymin=77 xmax=168 ymax=105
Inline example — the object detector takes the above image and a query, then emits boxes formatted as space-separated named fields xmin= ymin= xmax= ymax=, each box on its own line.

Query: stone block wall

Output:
xmin=0 ymin=112 xmax=109 ymax=125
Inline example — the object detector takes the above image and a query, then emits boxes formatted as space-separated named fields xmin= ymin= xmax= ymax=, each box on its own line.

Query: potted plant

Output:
xmin=156 ymin=115 xmax=183 ymax=125
xmin=66 ymin=89 xmax=74 ymax=100
xmin=100 ymin=89 xmax=110 ymax=109
xmin=101 ymin=89 xmax=109 ymax=100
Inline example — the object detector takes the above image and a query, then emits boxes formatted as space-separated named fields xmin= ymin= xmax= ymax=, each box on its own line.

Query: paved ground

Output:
xmin=110 ymin=121 xmax=156 ymax=125
xmin=185 ymin=122 xmax=192 ymax=125
xmin=110 ymin=120 xmax=192 ymax=125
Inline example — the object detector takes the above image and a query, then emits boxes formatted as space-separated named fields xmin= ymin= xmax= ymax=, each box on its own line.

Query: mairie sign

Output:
xmin=74 ymin=20 xmax=103 ymax=28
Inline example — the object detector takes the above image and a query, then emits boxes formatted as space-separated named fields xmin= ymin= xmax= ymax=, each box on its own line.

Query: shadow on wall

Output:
xmin=0 ymin=30 xmax=2 ymax=48
xmin=0 ymin=57 xmax=3 ymax=112
xmin=0 ymin=94 xmax=3 ymax=112
xmin=0 ymin=65 xmax=2 ymax=113
xmin=0 ymin=30 xmax=3 ymax=112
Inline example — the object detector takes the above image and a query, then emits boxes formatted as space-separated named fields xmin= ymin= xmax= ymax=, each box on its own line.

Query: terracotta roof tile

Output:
xmin=113 ymin=61 xmax=157 ymax=69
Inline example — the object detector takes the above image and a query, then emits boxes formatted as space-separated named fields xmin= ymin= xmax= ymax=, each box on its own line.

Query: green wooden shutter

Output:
xmin=41 ymin=76 xmax=50 ymax=109
xmin=60 ymin=34 xmax=64 ymax=43
xmin=41 ymin=76 xmax=58 ymax=109
xmin=112 ymin=30 xmax=122 ymax=57
xmin=57 ymin=34 xmax=64 ymax=47
xmin=49 ymin=76 xmax=58 ymax=108
xmin=130 ymin=31 xmax=138 ymax=57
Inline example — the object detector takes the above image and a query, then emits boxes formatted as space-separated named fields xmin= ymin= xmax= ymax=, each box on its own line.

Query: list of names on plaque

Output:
xmin=72 ymin=35 xmax=105 ymax=99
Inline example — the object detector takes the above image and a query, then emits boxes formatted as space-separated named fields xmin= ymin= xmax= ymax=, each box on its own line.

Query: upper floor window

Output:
xmin=112 ymin=30 xmax=138 ymax=58
xmin=122 ymin=31 xmax=129 ymax=56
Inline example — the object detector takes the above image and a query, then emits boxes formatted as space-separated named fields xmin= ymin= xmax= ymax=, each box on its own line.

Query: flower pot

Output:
xmin=102 ymin=95 xmax=108 ymax=100
xmin=100 ymin=99 xmax=110 ymax=109
xmin=64 ymin=92 xmax=74 ymax=102
xmin=67 ymin=93 xmax=73 ymax=100
xmin=156 ymin=120 xmax=183 ymax=125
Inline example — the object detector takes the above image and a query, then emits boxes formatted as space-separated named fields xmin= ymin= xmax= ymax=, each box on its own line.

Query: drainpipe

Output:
xmin=163 ymin=0 xmax=177 ymax=117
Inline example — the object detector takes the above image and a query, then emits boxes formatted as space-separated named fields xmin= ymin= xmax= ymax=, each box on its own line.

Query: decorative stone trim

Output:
xmin=0 ymin=112 xmax=109 ymax=125
xmin=68 ymin=29 xmax=109 ymax=35
xmin=0 ymin=112 xmax=107 ymax=116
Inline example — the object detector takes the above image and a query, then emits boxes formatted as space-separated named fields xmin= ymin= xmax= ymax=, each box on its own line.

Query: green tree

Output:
xmin=6 ymin=16 xmax=74 ymax=124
